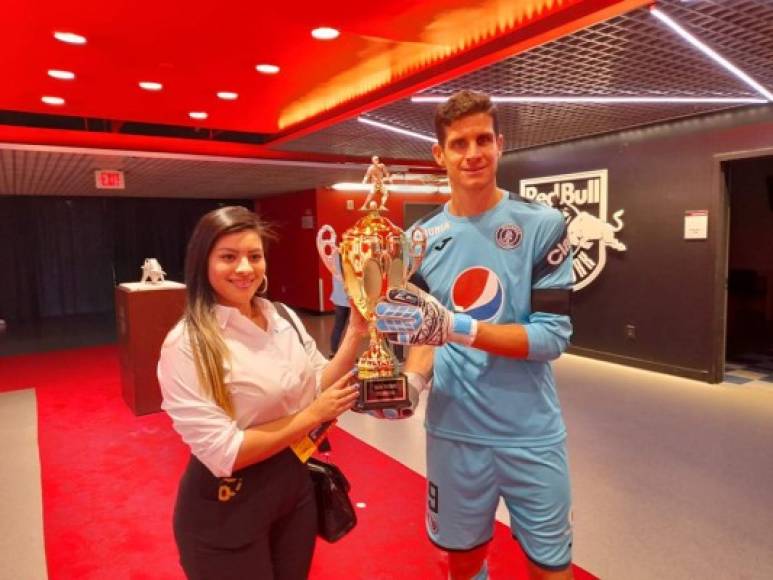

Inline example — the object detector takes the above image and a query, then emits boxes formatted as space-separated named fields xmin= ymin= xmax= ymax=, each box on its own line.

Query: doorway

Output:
xmin=403 ymin=202 xmax=442 ymax=228
xmin=723 ymin=155 xmax=773 ymax=378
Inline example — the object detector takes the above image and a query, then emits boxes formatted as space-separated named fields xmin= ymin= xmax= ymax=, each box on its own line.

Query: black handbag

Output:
xmin=307 ymin=456 xmax=357 ymax=542
xmin=271 ymin=302 xmax=357 ymax=542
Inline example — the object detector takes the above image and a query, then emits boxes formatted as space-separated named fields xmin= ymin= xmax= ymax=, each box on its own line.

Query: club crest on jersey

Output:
xmin=495 ymin=224 xmax=523 ymax=250
xmin=451 ymin=267 xmax=504 ymax=321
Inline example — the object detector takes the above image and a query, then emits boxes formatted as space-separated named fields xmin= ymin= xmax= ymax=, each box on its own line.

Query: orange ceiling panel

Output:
xmin=1 ymin=0 xmax=645 ymax=141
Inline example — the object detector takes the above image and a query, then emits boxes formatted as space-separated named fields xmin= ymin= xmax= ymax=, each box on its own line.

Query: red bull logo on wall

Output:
xmin=519 ymin=169 xmax=626 ymax=291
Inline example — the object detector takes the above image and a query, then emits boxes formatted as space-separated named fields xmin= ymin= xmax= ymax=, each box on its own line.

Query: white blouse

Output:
xmin=157 ymin=298 xmax=328 ymax=477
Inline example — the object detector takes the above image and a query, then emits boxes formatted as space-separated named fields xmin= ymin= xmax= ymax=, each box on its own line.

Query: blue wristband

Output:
xmin=449 ymin=313 xmax=478 ymax=346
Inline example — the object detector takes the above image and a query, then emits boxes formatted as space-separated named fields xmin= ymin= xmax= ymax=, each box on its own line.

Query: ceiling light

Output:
xmin=41 ymin=96 xmax=65 ymax=106
xmin=411 ymin=95 xmax=768 ymax=104
xmin=53 ymin=31 xmax=87 ymax=45
xmin=312 ymin=27 xmax=340 ymax=40
xmin=189 ymin=111 xmax=208 ymax=120
xmin=650 ymin=7 xmax=773 ymax=102
xmin=139 ymin=81 xmax=163 ymax=91
xmin=217 ymin=91 xmax=239 ymax=100
xmin=255 ymin=64 xmax=280 ymax=74
xmin=48 ymin=69 xmax=75 ymax=80
xmin=331 ymin=183 xmax=371 ymax=192
xmin=357 ymin=117 xmax=436 ymax=143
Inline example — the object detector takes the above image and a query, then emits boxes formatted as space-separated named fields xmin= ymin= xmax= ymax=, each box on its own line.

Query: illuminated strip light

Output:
xmin=411 ymin=96 xmax=767 ymax=104
xmin=332 ymin=182 xmax=449 ymax=194
xmin=357 ymin=117 xmax=436 ymax=142
xmin=331 ymin=183 xmax=370 ymax=192
xmin=650 ymin=7 xmax=773 ymax=102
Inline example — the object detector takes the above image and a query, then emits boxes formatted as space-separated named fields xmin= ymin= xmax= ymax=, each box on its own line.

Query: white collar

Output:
xmin=213 ymin=298 xmax=273 ymax=331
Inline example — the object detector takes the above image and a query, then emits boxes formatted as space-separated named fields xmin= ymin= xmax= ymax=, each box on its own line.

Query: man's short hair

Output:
xmin=434 ymin=90 xmax=500 ymax=145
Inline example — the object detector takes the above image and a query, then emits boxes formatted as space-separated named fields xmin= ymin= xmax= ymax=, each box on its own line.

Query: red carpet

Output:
xmin=1 ymin=346 xmax=597 ymax=579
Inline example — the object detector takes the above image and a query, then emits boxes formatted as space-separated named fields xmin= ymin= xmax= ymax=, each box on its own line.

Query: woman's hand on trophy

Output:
xmin=347 ymin=303 xmax=370 ymax=338
xmin=374 ymin=287 xmax=478 ymax=347
xmin=308 ymin=371 xmax=360 ymax=423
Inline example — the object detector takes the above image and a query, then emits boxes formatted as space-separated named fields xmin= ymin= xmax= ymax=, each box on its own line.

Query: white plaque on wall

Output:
xmin=684 ymin=210 xmax=708 ymax=240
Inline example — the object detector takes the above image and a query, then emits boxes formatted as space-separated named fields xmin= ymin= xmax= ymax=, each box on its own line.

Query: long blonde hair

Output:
xmin=183 ymin=206 xmax=275 ymax=417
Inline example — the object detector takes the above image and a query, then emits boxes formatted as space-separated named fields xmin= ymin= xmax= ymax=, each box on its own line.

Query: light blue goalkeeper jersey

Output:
xmin=410 ymin=192 xmax=573 ymax=447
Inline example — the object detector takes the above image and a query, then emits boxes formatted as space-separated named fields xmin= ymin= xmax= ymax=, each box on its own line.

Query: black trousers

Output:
xmin=173 ymin=449 xmax=317 ymax=580
xmin=329 ymin=305 xmax=350 ymax=355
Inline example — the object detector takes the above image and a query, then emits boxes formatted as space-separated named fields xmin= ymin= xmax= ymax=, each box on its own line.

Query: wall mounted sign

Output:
xmin=94 ymin=169 xmax=125 ymax=189
xmin=520 ymin=169 xmax=626 ymax=291
xmin=684 ymin=210 xmax=708 ymax=240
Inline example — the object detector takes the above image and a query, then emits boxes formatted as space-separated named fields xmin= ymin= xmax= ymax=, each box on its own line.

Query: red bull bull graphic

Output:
xmin=519 ymin=169 xmax=626 ymax=291
xmin=451 ymin=267 xmax=504 ymax=321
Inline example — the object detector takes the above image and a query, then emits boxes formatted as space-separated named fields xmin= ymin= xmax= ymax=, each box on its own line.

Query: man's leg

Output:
xmin=379 ymin=188 xmax=389 ymax=209
xmin=360 ymin=190 xmax=375 ymax=209
xmin=329 ymin=305 xmax=350 ymax=355
xmin=525 ymin=558 xmax=574 ymax=580
xmin=496 ymin=443 xmax=574 ymax=580
xmin=426 ymin=435 xmax=498 ymax=580
xmin=448 ymin=544 xmax=489 ymax=579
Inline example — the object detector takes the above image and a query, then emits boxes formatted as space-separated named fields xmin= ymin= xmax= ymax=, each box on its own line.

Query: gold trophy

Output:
xmin=317 ymin=208 xmax=427 ymax=412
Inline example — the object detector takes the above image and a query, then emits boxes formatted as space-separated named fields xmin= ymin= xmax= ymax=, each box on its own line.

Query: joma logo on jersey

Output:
xmin=519 ymin=169 xmax=627 ymax=291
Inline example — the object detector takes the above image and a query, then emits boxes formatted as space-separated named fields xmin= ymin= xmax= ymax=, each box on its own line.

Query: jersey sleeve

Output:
xmin=524 ymin=209 xmax=573 ymax=361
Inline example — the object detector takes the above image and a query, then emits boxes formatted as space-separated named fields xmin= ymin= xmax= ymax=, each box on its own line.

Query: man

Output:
xmin=375 ymin=90 xmax=574 ymax=580
xmin=328 ymin=259 xmax=351 ymax=357
xmin=360 ymin=155 xmax=391 ymax=210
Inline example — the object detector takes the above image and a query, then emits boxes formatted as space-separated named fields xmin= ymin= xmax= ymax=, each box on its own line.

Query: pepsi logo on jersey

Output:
xmin=451 ymin=267 xmax=504 ymax=321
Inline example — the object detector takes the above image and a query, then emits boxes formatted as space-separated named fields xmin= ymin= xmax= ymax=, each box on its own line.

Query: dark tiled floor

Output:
xmin=724 ymin=346 xmax=773 ymax=386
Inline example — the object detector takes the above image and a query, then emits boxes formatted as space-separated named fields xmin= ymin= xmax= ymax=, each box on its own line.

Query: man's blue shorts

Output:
xmin=425 ymin=433 xmax=573 ymax=571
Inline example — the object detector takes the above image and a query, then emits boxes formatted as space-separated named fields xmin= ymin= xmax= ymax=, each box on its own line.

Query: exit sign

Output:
xmin=95 ymin=170 xmax=125 ymax=189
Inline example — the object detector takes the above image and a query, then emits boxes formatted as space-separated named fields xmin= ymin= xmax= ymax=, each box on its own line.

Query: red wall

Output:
xmin=256 ymin=187 xmax=447 ymax=312
xmin=254 ymin=189 xmax=319 ymax=311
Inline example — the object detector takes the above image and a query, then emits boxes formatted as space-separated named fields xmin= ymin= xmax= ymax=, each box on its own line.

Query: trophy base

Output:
xmin=355 ymin=375 xmax=410 ymax=411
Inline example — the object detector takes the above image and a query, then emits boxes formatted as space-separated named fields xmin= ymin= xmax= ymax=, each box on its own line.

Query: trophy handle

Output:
xmin=405 ymin=226 xmax=428 ymax=282
xmin=316 ymin=225 xmax=340 ymax=279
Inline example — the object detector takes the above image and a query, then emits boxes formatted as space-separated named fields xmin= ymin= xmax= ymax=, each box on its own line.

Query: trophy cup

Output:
xmin=317 ymin=209 xmax=427 ymax=412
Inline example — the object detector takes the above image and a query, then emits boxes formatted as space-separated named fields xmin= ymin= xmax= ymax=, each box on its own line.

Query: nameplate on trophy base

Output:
xmin=357 ymin=375 xmax=410 ymax=411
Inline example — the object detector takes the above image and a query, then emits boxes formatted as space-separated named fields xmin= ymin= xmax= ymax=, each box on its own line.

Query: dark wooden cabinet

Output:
xmin=115 ymin=283 xmax=186 ymax=415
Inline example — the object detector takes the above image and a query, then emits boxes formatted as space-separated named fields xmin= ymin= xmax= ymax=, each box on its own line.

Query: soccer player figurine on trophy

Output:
xmin=317 ymin=196 xmax=427 ymax=415
xmin=360 ymin=155 xmax=391 ymax=211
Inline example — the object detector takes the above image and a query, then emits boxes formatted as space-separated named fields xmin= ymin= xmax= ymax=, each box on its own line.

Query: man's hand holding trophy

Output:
xmin=317 ymin=196 xmax=428 ymax=419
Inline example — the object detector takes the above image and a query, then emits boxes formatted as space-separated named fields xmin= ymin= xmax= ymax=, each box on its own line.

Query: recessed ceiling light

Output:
xmin=48 ymin=69 xmax=75 ymax=80
xmin=41 ymin=96 xmax=65 ymax=106
xmin=311 ymin=27 xmax=340 ymax=40
xmin=53 ymin=31 xmax=87 ymax=45
xmin=189 ymin=111 xmax=208 ymax=120
xmin=139 ymin=81 xmax=163 ymax=91
xmin=217 ymin=91 xmax=238 ymax=100
xmin=255 ymin=64 xmax=280 ymax=75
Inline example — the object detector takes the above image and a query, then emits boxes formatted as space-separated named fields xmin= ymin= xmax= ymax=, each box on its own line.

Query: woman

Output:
xmin=157 ymin=206 xmax=366 ymax=579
